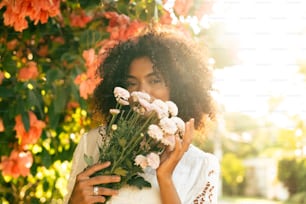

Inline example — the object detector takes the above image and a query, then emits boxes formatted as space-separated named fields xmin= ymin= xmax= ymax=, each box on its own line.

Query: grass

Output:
xmin=219 ymin=196 xmax=284 ymax=204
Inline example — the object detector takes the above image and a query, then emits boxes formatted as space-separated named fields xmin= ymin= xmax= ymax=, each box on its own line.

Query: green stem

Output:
xmin=106 ymin=103 xmax=121 ymax=133
xmin=111 ymin=132 xmax=145 ymax=173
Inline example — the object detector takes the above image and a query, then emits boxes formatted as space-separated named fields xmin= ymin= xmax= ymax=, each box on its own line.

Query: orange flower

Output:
xmin=38 ymin=45 xmax=49 ymax=57
xmin=0 ymin=71 xmax=4 ymax=85
xmin=6 ymin=39 xmax=18 ymax=50
xmin=195 ymin=0 xmax=214 ymax=20
xmin=82 ymin=48 xmax=101 ymax=78
xmin=78 ymin=77 xmax=101 ymax=100
xmin=0 ymin=149 xmax=33 ymax=178
xmin=173 ymin=0 xmax=194 ymax=16
xmin=159 ymin=10 xmax=173 ymax=25
xmin=14 ymin=111 xmax=46 ymax=148
xmin=17 ymin=61 xmax=39 ymax=81
xmin=69 ymin=10 xmax=93 ymax=28
xmin=104 ymin=12 xmax=145 ymax=41
xmin=1 ymin=0 xmax=60 ymax=32
xmin=0 ymin=118 xmax=4 ymax=132
xmin=67 ymin=101 xmax=80 ymax=110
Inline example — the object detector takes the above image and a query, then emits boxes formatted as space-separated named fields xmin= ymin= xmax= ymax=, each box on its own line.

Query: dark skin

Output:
xmin=69 ymin=57 xmax=195 ymax=204
xmin=69 ymin=162 xmax=120 ymax=203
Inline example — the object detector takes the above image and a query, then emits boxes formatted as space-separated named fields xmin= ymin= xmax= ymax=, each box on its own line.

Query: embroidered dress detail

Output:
xmin=193 ymin=169 xmax=217 ymax=204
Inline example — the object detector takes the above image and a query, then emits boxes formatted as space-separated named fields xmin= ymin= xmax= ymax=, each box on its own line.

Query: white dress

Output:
xmin=64 ymin=127 xmax=220 ymax=204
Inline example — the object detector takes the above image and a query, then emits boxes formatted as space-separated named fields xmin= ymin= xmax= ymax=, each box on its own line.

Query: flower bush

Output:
xmin=85 ymin=87 xmax=185 ymax=202
xmin=0 ymin=0 xmax=216 ymax=203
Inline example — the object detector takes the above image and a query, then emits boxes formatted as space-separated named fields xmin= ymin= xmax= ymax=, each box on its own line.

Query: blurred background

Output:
xmin=1 ymin=0 xmax=306 ymax=203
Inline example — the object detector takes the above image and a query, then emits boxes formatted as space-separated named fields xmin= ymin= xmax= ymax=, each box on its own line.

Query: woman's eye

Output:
xmin=150 ymin=78 xmax=162 ymax=84
xmin=126 ymin=81 xmax=137 ymax=88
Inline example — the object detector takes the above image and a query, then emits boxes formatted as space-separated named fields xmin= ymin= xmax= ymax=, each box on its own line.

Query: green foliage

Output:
xmin=278 ymin=158 xmax=306 ymax=196
xmin=284 ymin=192 xmax=306 ymax=204
xmin=221 ymin=153 xmax=246 ymax=195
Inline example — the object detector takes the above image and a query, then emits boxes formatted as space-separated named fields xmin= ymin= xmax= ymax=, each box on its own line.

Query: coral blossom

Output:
xmin=0 ymin=71 xmax=4 ymax=85
xmin=174 ymin=0 xmax=194 ymax=16
xmin=0 ymin=118 xmax=4 ymax=132
xmin=74 ymin=48 xmax=102 ymax=99
xmin=0 ymin=0 xmax=60 ymax=32
xmin=69 ymin=10 xmax=92 ymax=28
xmin=17 ymin=61 xmax=39 ymax=81
xmin=0 ymin=149 xmax=33 ymax=178
xmin=104 ymin=11 xmax=146 ymax=41
xmin=14 ymin=111 xmax=46 ymax=148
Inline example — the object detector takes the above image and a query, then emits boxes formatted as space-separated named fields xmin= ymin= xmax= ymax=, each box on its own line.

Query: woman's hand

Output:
xmin=157 ymin=118 xmax=194 ymax=179
xmin=156 ymin=118 xmax=194 ymax=204
xmin=69 ymin=162 xmax=121 ymax=204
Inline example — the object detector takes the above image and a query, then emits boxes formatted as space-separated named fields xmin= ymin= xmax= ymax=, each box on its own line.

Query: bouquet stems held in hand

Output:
xmin=84 ymin=87 xmax=185 ymax=201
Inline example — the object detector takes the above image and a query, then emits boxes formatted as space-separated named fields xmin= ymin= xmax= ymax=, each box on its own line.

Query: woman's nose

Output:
xmin=138 ymin=82 xmax=150 ymax=93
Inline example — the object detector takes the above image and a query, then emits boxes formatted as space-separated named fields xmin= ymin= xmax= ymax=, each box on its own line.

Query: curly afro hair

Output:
xmin=93 ymin=27 xmax=216 ymax=130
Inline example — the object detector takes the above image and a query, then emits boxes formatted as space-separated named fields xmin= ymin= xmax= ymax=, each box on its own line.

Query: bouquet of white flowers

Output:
xmin=84 ymin=87 xmax=185 ymax=201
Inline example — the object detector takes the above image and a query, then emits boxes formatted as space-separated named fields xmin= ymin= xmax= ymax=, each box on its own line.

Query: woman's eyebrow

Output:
xmin=127 ymin=72 xmax=159 ymax=79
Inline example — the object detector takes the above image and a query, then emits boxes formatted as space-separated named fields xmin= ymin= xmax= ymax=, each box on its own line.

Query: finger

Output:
xmin=91 ymin=186 xmax=119 ymax=196
xmin=88 ymin=195 xmax=106 ymax=203
xmin=77 ymin=162 xmax=111 ymax=180
xmin=88 ymin=175 xmax=121 ymax=186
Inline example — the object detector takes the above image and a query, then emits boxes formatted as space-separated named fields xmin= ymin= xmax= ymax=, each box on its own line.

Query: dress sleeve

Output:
xmin=192 ymin=153 xmax=220 ymax=204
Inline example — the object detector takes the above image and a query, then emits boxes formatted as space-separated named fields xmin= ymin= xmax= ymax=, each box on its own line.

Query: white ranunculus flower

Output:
xmin=114 ymin=87 xmax=130 ymax=105
xmin=110 ymin=108 xmax=120 ymax=115
xmin=161 ymin=135 xmax=176 ymax=151
xmin=130 ymin=91 xmax=151 ymax=102
xmin=134 ymin=155 xmax=148 ymax=169
xmin=151 ymin=99 xmax=169 ymax=119
xmin=166 ymin=101 xmax=178 ymax=117
xmin=147 ymin=124 xmax=164 ymax=141
xmin=171 ymin=116 xmax=185 ymax=136
xmin=146 ymin=152 xmax=160 ymax=169
xmin=159 ymin=117 xmax=177 ymax=135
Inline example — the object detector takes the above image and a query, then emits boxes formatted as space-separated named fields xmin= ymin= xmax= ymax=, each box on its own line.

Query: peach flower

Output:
xmin=0 ymin=71 xmax=4 ymax=85
xmin=82 ymin=48 xmax=101 ymax=78
xmin=134 ymin=155 xmax=148 ymax=169
xmin=74 ymin=48 xmax=103 ymax=99
xmin=14 ymin=111 xmax=46 ymax=148
xmin=17 ymin=61 xmax=39 ymax=81
xmin=0 ymin=149 xmax=33 ymax=178
xmin=104 ymin=11 xmax=145 ymax=41
xmin=146 ymin=152 xmax=160 ymax=169
xmin=0 ymin=118 xmax=4 ymax=132
xmin=173 ymin=0 xmax=194 ymax=16
xmin=0 ymin=0 xmax=60 ymax=32
xmin=6 ymin=39 xmax=18 ymax=50
xmin=75 ymin=76 xmax=101 ymax=100
xmin=69 ymin=10 xmax=92 ymax=28
xmin=195 ymin=0 xmax=215 ymax=20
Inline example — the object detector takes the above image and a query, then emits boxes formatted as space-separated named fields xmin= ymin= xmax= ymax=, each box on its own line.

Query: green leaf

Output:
xmin=41 ymin=149 xmax=52 ymax=168
xmin=118 ymin=138 xmax=127 ymax=147
xmin=114 ymin=167 xmax=128 ymax=176
xmin=127 ymin=175 xmax=151 ymax=189
xmin=53 ymin=85 xmax=69 ymax=113
xmin=47 ymin=109 xmax=60 ymax=130
xmin=43 ymin=179 xmax=50 ymax=191
xmin=21 ymin=111 xmax=30 ymax=132
xmin=46 ymin=69 xmax=65 ymax=84
xmin=79 ymin=30 xmax=103 ymax=50
xmin=0 ymin=87 xmax=15 ymax=98
xmin=84 ymin=154 xmax=94 ymax=166
xmin=27 ymin=89 xmax=43 ymax=117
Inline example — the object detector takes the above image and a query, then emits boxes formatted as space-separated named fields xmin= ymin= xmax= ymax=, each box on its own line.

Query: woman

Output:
xmin=65 ymin=27 xmax=220 ymax=204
